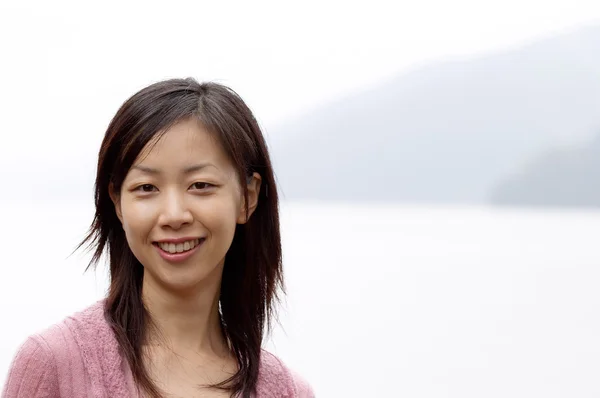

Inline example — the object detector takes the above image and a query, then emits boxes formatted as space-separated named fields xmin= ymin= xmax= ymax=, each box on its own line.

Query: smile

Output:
xmin=157 ymin=238 xmax=202 ymax=254
xmin=153 ymin=238 xmax=205 ymax=263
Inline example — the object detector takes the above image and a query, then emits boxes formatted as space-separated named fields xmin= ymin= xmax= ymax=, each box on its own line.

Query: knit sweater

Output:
xmin=1 ymin=301 xmax=314 ymax=397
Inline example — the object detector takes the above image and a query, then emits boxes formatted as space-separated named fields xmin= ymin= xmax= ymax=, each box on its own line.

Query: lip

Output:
xmin=153 ymin=238 xmax=205 ymax=263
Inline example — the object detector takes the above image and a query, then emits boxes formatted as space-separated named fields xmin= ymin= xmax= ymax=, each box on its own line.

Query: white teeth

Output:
xmin=158 ymin=239 xmax=200 ymax=254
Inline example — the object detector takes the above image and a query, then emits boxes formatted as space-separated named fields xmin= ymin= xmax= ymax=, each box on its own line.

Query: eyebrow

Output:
xmin=131 ymin=163 xmax=216 ymax=175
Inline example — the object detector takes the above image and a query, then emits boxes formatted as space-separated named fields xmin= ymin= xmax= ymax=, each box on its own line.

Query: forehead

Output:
xmin=136 ymin=118 xmax=232 ymax=170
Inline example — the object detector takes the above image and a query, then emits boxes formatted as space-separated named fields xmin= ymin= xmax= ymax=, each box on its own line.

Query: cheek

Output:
xmin=120 ymin=202 xmax=155 ymax=242
xmin=201 ymin=195 xmax=242 ymax=236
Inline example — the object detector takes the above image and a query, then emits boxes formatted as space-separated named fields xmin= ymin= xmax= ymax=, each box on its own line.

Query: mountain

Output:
xmin=489 ymin=133 xmax=600 ymax=208
xmin=269 ymin=24 xmax=600 ymax=205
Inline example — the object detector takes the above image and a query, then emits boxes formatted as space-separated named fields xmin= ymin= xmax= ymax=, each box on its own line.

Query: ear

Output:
xmin=237 ymin=172 xmax=262 ymax=224
xmin=109 ymin=182 xmax=123 ymax=223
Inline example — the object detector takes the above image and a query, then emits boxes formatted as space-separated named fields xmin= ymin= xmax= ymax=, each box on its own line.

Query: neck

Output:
xmin=141 ymin=274 xmax=229 ymax=357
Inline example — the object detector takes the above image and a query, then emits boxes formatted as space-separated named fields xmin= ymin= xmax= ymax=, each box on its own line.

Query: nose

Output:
xmin=158 ymin=190 xmax=193 ymax=230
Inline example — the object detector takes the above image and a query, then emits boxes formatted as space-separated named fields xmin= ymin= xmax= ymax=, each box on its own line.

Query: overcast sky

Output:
xmin=1 ymin=0 xmax=600 ymax=166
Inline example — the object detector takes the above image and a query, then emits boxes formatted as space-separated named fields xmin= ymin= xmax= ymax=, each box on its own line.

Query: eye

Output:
xmin=190 ymin=182 xmax=214 ymax=190
xmin=135 ymin=184 xmax=157 ymax=193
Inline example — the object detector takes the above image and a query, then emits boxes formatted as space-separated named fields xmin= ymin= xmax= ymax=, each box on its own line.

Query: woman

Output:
xmin=2 ymin=78 xmax=314 ymax=397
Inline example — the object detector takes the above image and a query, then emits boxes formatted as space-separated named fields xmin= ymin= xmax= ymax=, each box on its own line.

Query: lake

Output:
xmin=1 ymin=201 xmax=599 ymax=397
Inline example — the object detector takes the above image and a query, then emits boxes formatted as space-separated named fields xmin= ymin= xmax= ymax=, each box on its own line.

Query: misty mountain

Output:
xmin=490 ymin=133 xmax=600 ymax=208
xmin=269 ymin=24 xmax=600 ymax=205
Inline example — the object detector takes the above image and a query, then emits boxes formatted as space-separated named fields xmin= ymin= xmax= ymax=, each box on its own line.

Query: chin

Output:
xmin=148 ymin=264 xmax=222 ymax=293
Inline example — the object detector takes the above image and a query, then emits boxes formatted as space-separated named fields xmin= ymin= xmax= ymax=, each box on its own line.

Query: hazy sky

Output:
xmin=1 ymin=0 xmax=600 ymax=166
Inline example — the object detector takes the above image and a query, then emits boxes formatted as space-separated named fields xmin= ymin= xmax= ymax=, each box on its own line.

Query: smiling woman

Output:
xmin=1 ymin=79 xmax=314 ymax=398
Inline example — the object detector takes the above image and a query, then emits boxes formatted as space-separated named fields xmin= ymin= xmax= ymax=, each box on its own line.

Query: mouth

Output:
xmin=154 ymin=238 xmax=204 ymax=254
xmin=153 ymin=238 xmax=205 ymax=261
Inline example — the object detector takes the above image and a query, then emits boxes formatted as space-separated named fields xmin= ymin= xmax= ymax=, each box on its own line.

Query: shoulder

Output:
xmin=30 ymin=300 xmax=110 ymax=358
xmin=2 ymin=327 xmax=61 ymax=397
xmin=2 ymin=300 xmax=121 ymax=397
xmin=257 ymin=349 xmax=315 ymax=397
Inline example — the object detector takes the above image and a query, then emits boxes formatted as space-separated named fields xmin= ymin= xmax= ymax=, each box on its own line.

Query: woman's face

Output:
xmin=112 ymin=118 xmax=260 ymax=294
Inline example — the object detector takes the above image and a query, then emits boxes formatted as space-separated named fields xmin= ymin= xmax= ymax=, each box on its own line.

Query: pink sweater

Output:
xmin=1 ymin=301 xmax=314 ymax=397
